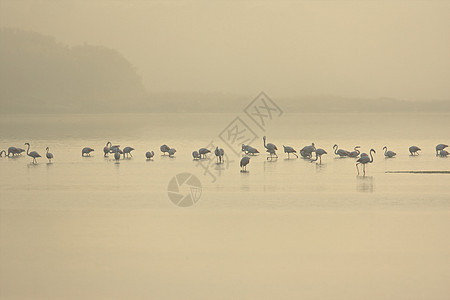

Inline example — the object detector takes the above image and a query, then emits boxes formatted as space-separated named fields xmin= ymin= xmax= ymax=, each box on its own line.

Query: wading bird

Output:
xmin=145 ymin=151 xmax=154 ymax=160
xmin=168 ymin=148 xmax=176 ymax=157
xmin=113 ymin=148 xmax=121 ymax=161
xmin=46 ymin=147 xmax=54 ymax=162
xmin=240 ymin=156 xmax=250 ymax=172
xmin=160 ymin=144 xmax=170 ymax=155
xmin=215 ymin=146 xmax=224 ymax=163
xmin=356 ymin=149 xmax=375 ymax=176
xmin=242 ymin=144 xmax=259 ymax=155
xmin=436 ymin=144 xmax=448 ymax=156
xmin=123 ymin=146 xmax=135 ymax=158
xmin=25 ymin=143 xmax=41 ymax=163
xmin=310 ymin=148 xmax=327 ymax=164
xmin=283 ymin=145 xmax=298 ymax=158
xmin=263 ymin=136 xmax=278 ymax=160
xmin=383 ymin=146 xmax=396 ymax=158
xmin=439 ymin=150 xmax=449 ymax=157
xmin=82 ymin=147 xmax=95 ymax=157
xmin=103 ymin=142 xmax=111 ymax=157
xmin=333 ymin=144 xmax=350 ymax=157
xmin=409 ymin=146 xmax=421 ymax=156
xmin=198 ymin=148 xmax=210 ymax=159
xmin=299 ymin=143 xmax=315 ymax=159
xmin=0 ymin=150 xmax=6 ymax=157
xmin=192 ymin=151 xmax=200 ymax=160
xmin=348 ymin=146 xmax=361 ymax=158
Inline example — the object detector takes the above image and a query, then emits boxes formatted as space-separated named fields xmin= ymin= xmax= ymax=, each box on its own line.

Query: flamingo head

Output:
xmin=383 ymin=146 xmax=387 ymax=150
xmin=46 ymin=147 xmax=49 ymax=151
xmin=263 ymin=136 xmax=266 ymax=141
xmin=25 ymin=142 xmax=30 ymax=146
xmin=333 ymin=144 xmax=337 ymax=149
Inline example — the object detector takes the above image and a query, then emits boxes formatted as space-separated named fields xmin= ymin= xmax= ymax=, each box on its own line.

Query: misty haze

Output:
xmin=0 ymin=1 xmax=449 ymax=300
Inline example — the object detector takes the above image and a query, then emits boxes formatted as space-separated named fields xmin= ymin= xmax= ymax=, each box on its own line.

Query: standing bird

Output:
xmin=168 ymin=148 xmax=176 ymax=157
xmin=263 ymin=136 xmax=278 ymax=160
xmin=82 ymin=147 xmax=95 ymax=157
xmin=242 ymin=144 xmax=259 ymax=155
xmin=409 ymin=146 xmax=421 ymax=156
xmin=333 ymin=144 xmax=350 ymax=157
xmin=240 ymin=156 xmax=250 ymax=172
xmin=310 ymin=148 xmax=327 ymax=164
xmin=145 ymin=151 xmax=154 ymax=160
xmin=348 ymin=146 xmax=361 ymax=158
xmin=198 ymin=148 xmax=211 ymax=159
xmin=299 ymin=143 xmax=316 ymax=159
xmin=46 ymin=147 xmax=54 ymax=162
xmin=439 ymin=150 xmax=449 ymax=157
xmin=383 ymin=146 xmax=396 ymax=158
xmin=123 ymin=146 xmax=135 ymax=158
xmin=215 ymin=146 xmax=224 ymax=163
xmin=103 ymin=142 xmax=113 ymax=157
xmin=356 ymin=149 xmax=376 ymax=176
xmin=283 ymin=145 xmax=298 ymax=159
xmin=113 ymin=148 xmax=121 ymax=161
xmin=160 ymin=144 xmax=170 ymax=155
xmin=24 ymin=143 xmax=41 ymax=163
xmin=436 ymin=144 xmax=448 ymax=156
xmin=192 ymin=151 xmax=200 ymax=160
xmin=6 ymin=146 xmax=17 ymax=157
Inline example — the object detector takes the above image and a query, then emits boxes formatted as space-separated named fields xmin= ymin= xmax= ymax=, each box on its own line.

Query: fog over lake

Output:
xmin=1 ymin=1 xmax=449 ymax=299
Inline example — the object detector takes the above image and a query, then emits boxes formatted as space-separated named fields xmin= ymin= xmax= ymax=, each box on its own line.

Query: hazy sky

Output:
xmin=1 ymin=0 xmax=449 ymax=100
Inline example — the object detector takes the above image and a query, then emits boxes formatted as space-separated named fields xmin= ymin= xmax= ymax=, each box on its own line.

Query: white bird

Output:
xmin=283 ymin=145 xmax=298 ymax=158
xmin=123 ymin=146 xmax=135 ymax=158
xmin=348 ymin=146 xmax=361 ymax=158
xmin=333 ymin=144 xmax=350 ymax=157
xmin=168 ymin=148 xmax=176 ymax=157
xmin=356 ymin=149 xmax=376 ymax=176
xmin=436 ymin=144 xmax=448 ymax=156
xmin=409 ymin=146 xmax=421 ymax=156
xmin=198 ymin=148 xmax=210 ymax=159
xmin=160 ymin=144 xmax=170 ymax=155
xmin=439 ymin=150 xmax=449 ymax=157
xmin=24 ymin=143 xmax=41 ymax=163
xmin=192 ymin=151 xmax=200 ymax=160
xmin=214 ymin=146 xmax=224 ymax=163
xmin=310 ymin=148 xmax=327 ymax=164
xmin=263 ymin=136 xmax=278 ymax=160
xmin=383 ymin=146 xmax=396 ymax=158
xmin=145 ymin=151 xmax=154 ymax=160
xmin=46 ymin=147 xmax=54 ymax=162
xmin=240 ymin=156 xmax=250 ymax=172
xmin=242 ymin=144 xmax=259 ymax=155
xmin=82 ymin=147 xmax=95 ymax=157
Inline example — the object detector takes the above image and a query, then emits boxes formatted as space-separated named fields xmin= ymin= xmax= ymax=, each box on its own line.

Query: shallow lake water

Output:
xmin=0 ymin=113 xmax=449 ymax=299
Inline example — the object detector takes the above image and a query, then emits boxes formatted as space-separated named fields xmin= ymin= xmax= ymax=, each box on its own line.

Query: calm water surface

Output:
xmin=0 ymin=113 xmax=449 ymax=299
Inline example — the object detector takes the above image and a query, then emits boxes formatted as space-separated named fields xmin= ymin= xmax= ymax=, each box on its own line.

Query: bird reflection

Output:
xmin=356 ymin=176 xmax=374 ymax=193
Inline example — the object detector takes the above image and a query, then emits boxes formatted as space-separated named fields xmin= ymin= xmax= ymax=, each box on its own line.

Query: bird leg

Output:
xmin=356 ymin=163 xmax=360 ymax=175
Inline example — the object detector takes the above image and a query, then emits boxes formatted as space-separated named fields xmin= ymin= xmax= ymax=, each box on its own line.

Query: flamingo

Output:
xmin=15 ymin=148 xmax=25 ymax=155
xmin=168 ymin=148 xmax=176 ymax=157
xmin=46 ymin=147 xmax=54 ymax=162
xmin=6 ymin=146 xmax=17 ymax=157
xmin=192 ymin=151 xmax=200 ymax=160
xmin=310 ymin=148 xmax=327 ymax=164
xmin=103 ymin=142 xmax=111 ymax=157
xmin=145 ymin=151 xmax=155 ymax=160
xmin=439 ymin=150 xmax=449 ymax=157
xmin=198 ymin=148 xmax=210 ymax=159
xmin=383 ymin=146 xmax=396 ymax=158
xmin=242 ymin=144 xmax=259 ymax=155
xmin=283 ymin=145 xmax=298 ymax=158
xmin=0 ymin=150 xmax=6 ymax=157
xmin=24 ymin=143 xmax=41 ymax=163
xmin=160 ymin=144 xmax=170 ymax=155
xmin=436 ymin=144 xmax=448 ymax=156
xmin=240 ymin=156 xmax=250 ymax=172
xmin=263 ymin=136 xmax=278 ymax=160
xmin=113 ymin=148 xmax=121 ymax=161
xmin=409 ymin=146 xmax=421 ymax=156
xmin=348 ymin=146 xmax=361 ymax=158
xmin=333 ymin=144 xmax=350 ymax=157
xmin=300 ymin=143 xmax=315 ymax=159
xmin=215 ymin=147 xmax=224 ymax=163
xmin=356 ymin=149 xmax=375 ymax=176
xmin=82 ymin=147 xmax=95 ymax=157
xmin=123 ymin=146 xmax=135 ymax=158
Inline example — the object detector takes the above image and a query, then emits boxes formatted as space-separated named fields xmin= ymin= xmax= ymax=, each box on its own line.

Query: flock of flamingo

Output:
xmin=1 ymin=139 xmax=448 ymax=176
